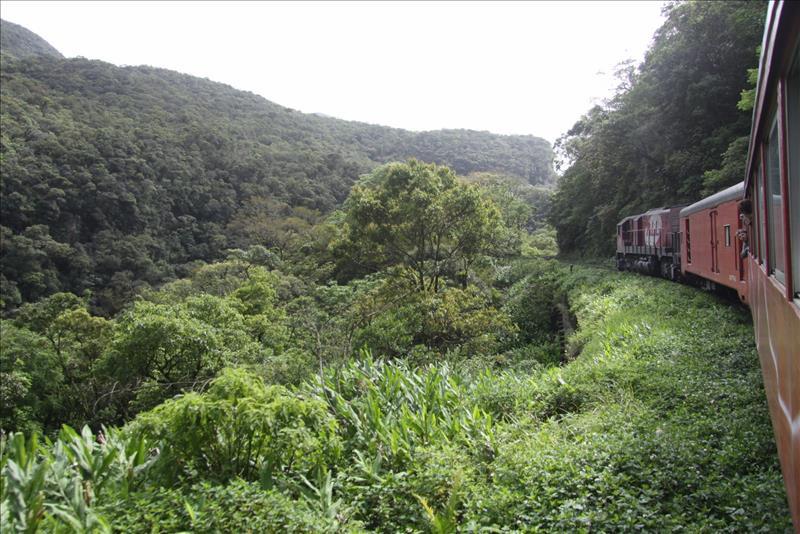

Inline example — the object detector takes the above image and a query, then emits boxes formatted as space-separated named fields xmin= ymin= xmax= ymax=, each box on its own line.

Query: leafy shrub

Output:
xmin=503 ymin=267 xmax=563 ymax=346
xmin=3 ymin=293 xmax=115 ymax=433
xmin=99 ymin=479 xmax=345 ymax=533
xmin=354 ymin=282 xmax=516 ymax=358
xmin=103 ymin=287 xmax=293 ymax=415
xmin=342 ymin=444 xmax=469 ymax=532
xmin=1 ymin=262 xmax=792 ymax=532
xmin=306 ymin=357 xmax=495 ymax=470
xmin=258 ymin=347 xmax=317 ymax=386
xmin=0 ymin=425 xmax=154 ymax=533
xmin=521 ymin=225 xmax=559 ymax=257
xmin=0 ymin=321 xmax=59 ymax=434
xmin=128 ymin=368 xmax=341 ymax=485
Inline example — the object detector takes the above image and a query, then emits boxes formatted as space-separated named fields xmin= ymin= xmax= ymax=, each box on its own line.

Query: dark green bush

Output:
xmin=128 ymin=368 xmax=341 ymax=485
xmin=99 ymin=480 xmax=340 ymax=533
xmin=354 ymin=282 xmax=516 ymax=358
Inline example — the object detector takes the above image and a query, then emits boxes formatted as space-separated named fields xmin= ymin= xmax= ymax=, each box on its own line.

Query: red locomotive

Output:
xmin=616 ymin=1 xmax=799 ymax=525
xmin=616 ymin=206 xmax=683 ymax=281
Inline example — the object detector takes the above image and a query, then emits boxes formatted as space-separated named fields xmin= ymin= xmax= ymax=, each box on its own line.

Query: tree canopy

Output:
xmin=339 ymin=160 xmax=506 ymax=292
xmin=0 ymin=6 xmax=791 ymax=532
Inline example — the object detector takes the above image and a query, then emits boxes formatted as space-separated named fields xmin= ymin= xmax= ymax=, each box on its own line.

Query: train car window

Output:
xmin=750 ymin=174 xmax=758 ymax=260
xmin=636 ymin=218 xmax=644 ymax=247
xmin=724 ymin=225 xmax=731 ymax=247
xmin=766 ymin=117 xmax=785 ymax=284
xmin=788 ymin=49 xmax=799 ymax=302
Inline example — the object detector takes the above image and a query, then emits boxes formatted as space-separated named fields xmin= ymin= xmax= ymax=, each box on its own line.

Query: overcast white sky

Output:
xmin=2 ymin=1 xmax=665 ymax=143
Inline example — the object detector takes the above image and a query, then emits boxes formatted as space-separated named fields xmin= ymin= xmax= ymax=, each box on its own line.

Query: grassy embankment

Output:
xmin=1 ymin=263 xmax=791 ymax=532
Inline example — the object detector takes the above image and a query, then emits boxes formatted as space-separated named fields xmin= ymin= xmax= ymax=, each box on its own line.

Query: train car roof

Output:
xmin=680 ymin=182 xmax=744 ymax=218
xmin=617 ymin=205 xmax=685 ymax=226
xmin=643 ymin=206 xmax=684 ymax=216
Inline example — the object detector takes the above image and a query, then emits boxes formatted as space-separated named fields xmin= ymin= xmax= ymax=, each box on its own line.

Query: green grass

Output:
xmin=454 ymin=266 xmax=789 ymax=531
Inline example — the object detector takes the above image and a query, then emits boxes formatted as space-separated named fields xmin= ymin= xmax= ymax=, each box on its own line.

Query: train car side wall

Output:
xmin=680 ymin=199 xmax=747 ymax=300
xmin=747 ymin=255 xmax=800 ymax=529
xmin=742 ymin=1 xmax=800 ymax=527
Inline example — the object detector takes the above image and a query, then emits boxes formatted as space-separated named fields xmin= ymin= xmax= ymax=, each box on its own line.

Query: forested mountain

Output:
xmin=0 ymin=19 xmax=554 ymax=313
xmin=0 ymin=19 xmax=62 ymax=60
xmin=551 ymin=1 xmax=764 ymax=255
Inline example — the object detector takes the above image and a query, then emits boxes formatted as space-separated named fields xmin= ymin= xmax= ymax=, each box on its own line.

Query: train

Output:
xmin=616 ymin=1 xmax=799 ymax=527
xmin=616 ymin=181 xmax=748 ymax=300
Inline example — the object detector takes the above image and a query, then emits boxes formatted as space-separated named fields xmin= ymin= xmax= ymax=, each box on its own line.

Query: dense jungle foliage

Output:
xmin=1 ymin=159 xmax=553 ymax=434
xmin=551 ymin=1 xmax=765 ymax=255
xmin=1 ymin=261 xmax=790 ymax=531
xmin=0 ymin=18 xmax=555 ymax=314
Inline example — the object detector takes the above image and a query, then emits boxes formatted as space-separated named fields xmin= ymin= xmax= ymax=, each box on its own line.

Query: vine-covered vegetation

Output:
xmin=3 ymin=160 xmax=786 ymax=530
xmin=0 ymin=18 xmax=555 ymax=314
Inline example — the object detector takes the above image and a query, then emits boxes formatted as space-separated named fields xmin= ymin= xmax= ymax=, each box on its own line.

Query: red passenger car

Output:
xmin=679 ymin=182 xmax=747 ymax=302
xmin=742 ymin=1 xmax=800 ymax=527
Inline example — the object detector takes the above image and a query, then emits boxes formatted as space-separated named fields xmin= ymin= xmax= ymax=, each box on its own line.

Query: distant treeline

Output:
xmin=551 ymin=1 xmax=765 ymax=255
xmin=0 ymin=18 xmax=555 ymax=313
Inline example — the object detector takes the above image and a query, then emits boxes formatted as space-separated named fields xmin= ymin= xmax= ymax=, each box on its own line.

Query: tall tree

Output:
xmin=339 ymin=160 xmax=503 ymax=291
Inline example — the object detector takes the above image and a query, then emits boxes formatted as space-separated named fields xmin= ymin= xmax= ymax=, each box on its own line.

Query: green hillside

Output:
xmin=0 ymin=19 xmax=63 ymax=60
xmin=0 ymin=7 xmax=790 ymax=532
xmin=0 ymin=20 xmax=554 ymax=313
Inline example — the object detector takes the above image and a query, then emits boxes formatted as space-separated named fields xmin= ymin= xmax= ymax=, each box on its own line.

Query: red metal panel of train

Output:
xmin=747 ymin=256 xmax=800 ymax=527
xmin=741 ymin=1 xmax=800 ymax=528
xmin=679 ymin=182 xmax=748 ymax=302
xmin=617 ymin=207 xmax=679 ymax=250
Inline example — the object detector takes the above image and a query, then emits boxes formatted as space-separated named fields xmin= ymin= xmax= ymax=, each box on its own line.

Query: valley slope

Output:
xmin=0 ymin=19 xmax=554 ymax=312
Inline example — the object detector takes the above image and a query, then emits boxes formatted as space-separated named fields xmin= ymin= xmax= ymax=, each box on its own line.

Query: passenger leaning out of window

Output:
xmin=737 ymin=199 xmax=753 ymax=258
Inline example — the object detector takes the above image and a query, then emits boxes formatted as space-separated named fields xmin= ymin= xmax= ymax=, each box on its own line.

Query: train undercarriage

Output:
xmin=616 ymin=252 xmax=681 ymax=282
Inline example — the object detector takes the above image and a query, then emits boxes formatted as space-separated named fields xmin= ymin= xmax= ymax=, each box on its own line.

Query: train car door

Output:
xmin=685 ymin=219 xmax=691 ymax=264
xmin=710 ymin=210 xmax=719 ymax=273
